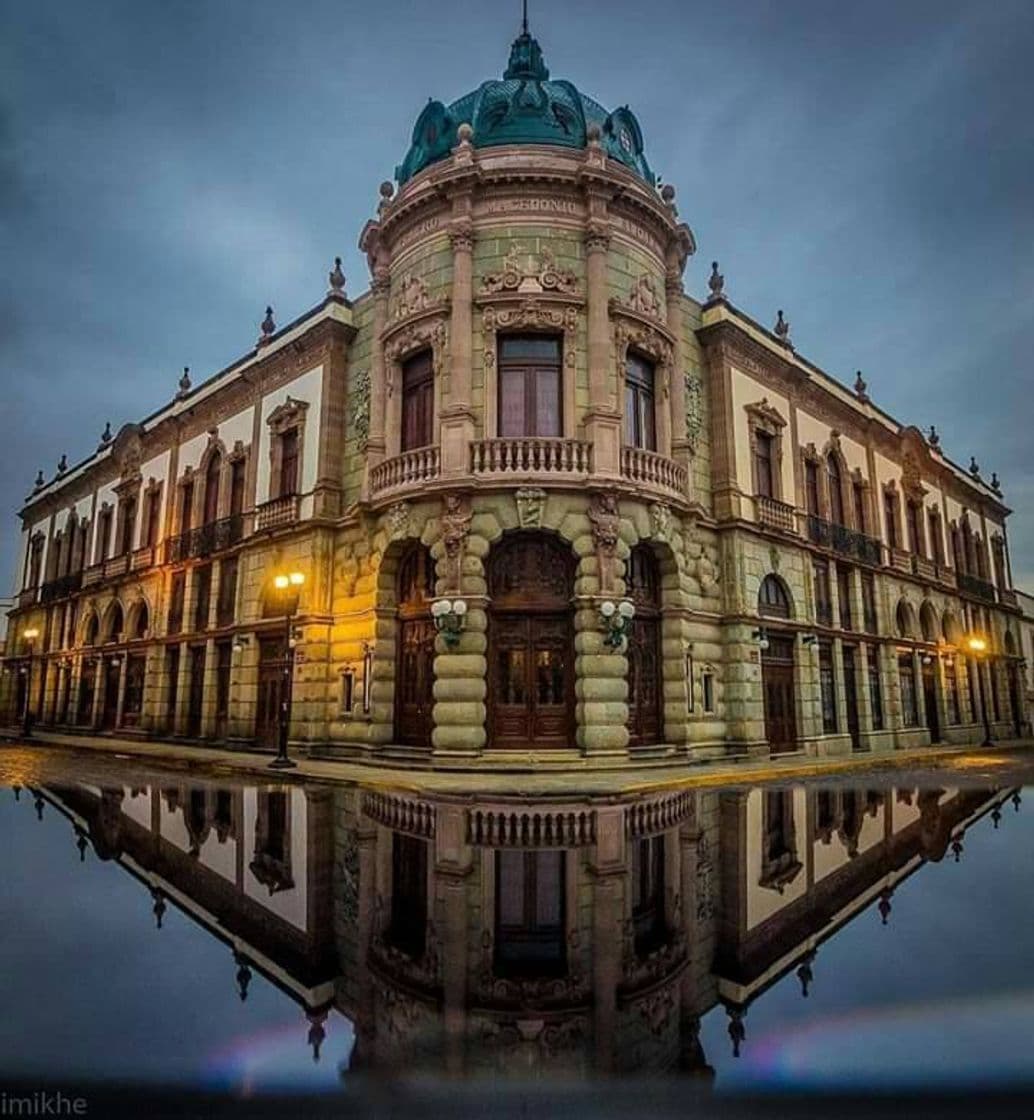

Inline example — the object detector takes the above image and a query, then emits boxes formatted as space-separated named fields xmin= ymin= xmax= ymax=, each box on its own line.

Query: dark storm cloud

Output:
xmin=2 ymin=0 xmax=1032 ymax=586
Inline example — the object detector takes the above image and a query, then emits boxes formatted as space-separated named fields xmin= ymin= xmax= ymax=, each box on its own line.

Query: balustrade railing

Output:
xmin=890 ymin=548 xmax=912 ymax=572
xmin=165 ymin=514 xmax=244 ymax=563
xmin=471 ymin=437 xmax=592 ymax=477
xmin=369 ymin=446 xmax=440 ymax=495
xmin=17 ymin=587 xmax=38 ymax=608
xmin=1000 ymin=588 xmax=1018 ymax=607
xmin=755 ymin=494 xmax=797 ymax=533
xmin=82 ymin=563 xmax=104 ymax=588
xmin=131 ymin=545 xmax=156 ymax=571
xmin=958 ymin=572 xmax=997 ymax=604
xmin=40 ymin=571 xmax=82 ymax=604
xmin=806 ymin=515 xmax=883 ymax=565
xmin=103 ymin=554 xmax=131 ymax=579
xmin=254 ymin=495 xmax=299 ymax=532
xmin=911 ymin=555 xmax=937 ymax=582
xmin=620 ymin=446 xmax=686 ymax=493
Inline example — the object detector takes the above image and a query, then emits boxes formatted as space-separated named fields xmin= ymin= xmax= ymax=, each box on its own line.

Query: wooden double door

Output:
xmin=761 ymin=633 xmax=798 ymax=754
xmin=488 ymin=533 xmax=575 ymax=750
xmin=256 ymin=636 xmax=287 ymax=750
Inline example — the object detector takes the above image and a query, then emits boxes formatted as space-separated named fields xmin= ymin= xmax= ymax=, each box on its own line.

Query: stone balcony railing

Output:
xmin=755 ymin=494 xmax=797 ymax=534
xmin=889 ymin=547 xmax=912 ymax=573
xmin=17 ymin=586 xmax=38 ymax=608
xmin=131 ymin=544 xmax=156 ymax=571
xmin=1000 ymin=588 xmax=1018 ymax=607
xmin=369 ymin=446 xmax=440 ymax=496
xmin=255 ymin=494 xmax=300 ymax=532
xmin=806 ymin=515 xmax=883 ymax=566
xmin=470 ymin=437 xmax=592 ymax=478
xmin=958 ymin=572 xmax=998 ymax=604
xmin=620 ymin=446 xmax=686 ymax=495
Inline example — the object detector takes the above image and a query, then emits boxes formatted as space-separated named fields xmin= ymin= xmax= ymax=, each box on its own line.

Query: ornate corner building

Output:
xmin=2 ymin=26 xmax=1028 ymax=766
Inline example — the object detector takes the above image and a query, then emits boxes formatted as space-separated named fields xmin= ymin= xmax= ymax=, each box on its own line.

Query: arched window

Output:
xmin=896 ymin=601 xmax=913 ymax=639
xmin=401 ymin=350 xmax=434 ymax=452
xmin=488 ymin=533 xmax=575 ymax=749
xmin=625 ymin=352 xmax=657 ymax=451
xmin=920 ymin=602 xmax=938 ymax=643
xmin=827 ymin=454 xmax=844 ymax=526
xmin=758 ymin=574 xmax=792 ymax=619
xmin=83 ymin=612 xmax=99 ymax=647
xmin=131 ymin=601 xmax=150 ymax=640
xmin=626 ymin=544 xmax=663 ymax=747
xmin=104 ymin=601 xmax=124 ymax=643
xmin=204 ymin=452 xmax=222 ymax=525
xmin=395 ymin=545 xmax=436 ymax=748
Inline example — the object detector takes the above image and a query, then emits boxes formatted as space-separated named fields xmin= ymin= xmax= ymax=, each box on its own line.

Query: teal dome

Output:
xmin=396 ymin=30 xmax=655 ymax=185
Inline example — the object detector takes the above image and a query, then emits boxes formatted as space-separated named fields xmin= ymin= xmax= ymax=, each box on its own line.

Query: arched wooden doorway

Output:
xmin=626 ymin=544 xmax=663 ymax=747
xmin=758 ymin=574 xmax=797 ymax=754
xmin=488 ymin=533 xmax=574 ymax=749
xmin=395 ymin=544 xmax=436 ymax=747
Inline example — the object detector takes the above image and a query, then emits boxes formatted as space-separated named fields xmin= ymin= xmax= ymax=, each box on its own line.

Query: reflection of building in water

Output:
xmin=33 ymin=777 xmax=1016 ymax=1075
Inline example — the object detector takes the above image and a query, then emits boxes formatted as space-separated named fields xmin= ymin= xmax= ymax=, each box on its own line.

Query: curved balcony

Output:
xmin=471 ymin=437 xmax=592 ymax=479
xmin=620 ymin=446 xmax=686 ymax=497
xmin=369 ymin=445 xmax=441 ymax=497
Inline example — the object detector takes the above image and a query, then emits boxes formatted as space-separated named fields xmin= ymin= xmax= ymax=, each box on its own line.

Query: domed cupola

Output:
xmin=395 ymin=22 xmax=655 ymax=185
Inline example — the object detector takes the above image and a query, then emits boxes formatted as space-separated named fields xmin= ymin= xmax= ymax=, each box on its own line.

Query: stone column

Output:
xmin=115 ymin=654 xmax=128 ymax=729
xmin=89 ymin=658 xmax=104 ymax=728
xmin=912 ymin=650 xmax=927 ymax=733
xmin=173 ymin=641 xmax=191 ymax=735
xmin=365 ymin=268 xmax=391 ymax=487
xmin=201 ymin=637 xmax=219 ymax=738
xmin=666 ymin=267 xmax=691 ymax=496
xmin=440 ymin=201 xmax=477 ymax=478
xmin=583 ymin=206 xmax=622 ymax=478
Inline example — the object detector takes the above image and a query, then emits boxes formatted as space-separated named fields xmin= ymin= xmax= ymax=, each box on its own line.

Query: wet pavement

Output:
xmin=2 ymin=743 xmax=1033 ymax=1115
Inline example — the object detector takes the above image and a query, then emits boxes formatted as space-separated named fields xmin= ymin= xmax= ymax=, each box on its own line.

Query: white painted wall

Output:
xmin=242 ymin=787 xmax=309 ymax=931
xmin=256 ymin=366 xmax=324 ymax=506
xmin=730 ymin=366 xmax=792 ymax=520
xmin=744 ymin=787 xmax=809 ymax=930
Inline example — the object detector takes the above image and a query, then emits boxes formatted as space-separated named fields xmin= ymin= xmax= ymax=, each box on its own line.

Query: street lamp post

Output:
xmin=269 ymin=571 xmax=304 ymax=770
xmin=21 ymin=627 xmax=39 ymax=739
xmin=967 ymin=636 xmax=992 ymax=747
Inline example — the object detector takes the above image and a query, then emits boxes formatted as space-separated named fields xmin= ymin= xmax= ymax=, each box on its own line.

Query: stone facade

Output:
xmin=1 ymin=29 xmax=1028 ymax=765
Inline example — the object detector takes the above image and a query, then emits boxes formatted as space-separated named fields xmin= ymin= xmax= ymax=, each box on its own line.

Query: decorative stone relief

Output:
xmin=625 ymin=273 xmax=663 ymax=319
xmin=480 ymin=243 xmax=580 ymax=297
xmin=649 ymin=501 xmax=671 ymax=540
xmin=482 ymin=302 xmax=578 ymax=377
xmin=349 ymin=371 xmax=369 ymax=450
xmin=612 ymin=316 xmax=674 ymax=398
xmin=684 ymin=372 xmax=703 ymax=445
xmin=386 ymin=501 xmax=410 ymax=540
xmin=440 ymin=493 xmax=473 ymax=593
xmin=391 ymin=273 xmax=433 ymax=320
xmin=515 ymin=487 xmax=547 ymax=529
xmin=695 ymin=833 xmax=715 ymax=921
xmin=588 ymin=490 xmax=621 ymax=593
xmin=637 ymin=987 xmax=676 ymax=1038
xmin=384 ymin=320 xmax=448 ymax=396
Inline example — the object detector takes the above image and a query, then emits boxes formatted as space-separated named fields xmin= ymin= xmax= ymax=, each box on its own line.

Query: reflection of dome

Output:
xmin=396 ymin=27 xmax=655 ymax=185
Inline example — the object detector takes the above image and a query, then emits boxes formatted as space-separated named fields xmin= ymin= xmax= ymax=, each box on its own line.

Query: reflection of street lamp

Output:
xmin=966 ymin=635 xmax=992 ymax=746
xmin=21 ymin=627 xmax=39 ymax=739
xmin=270 ymin=571 xmax=304 ymax=770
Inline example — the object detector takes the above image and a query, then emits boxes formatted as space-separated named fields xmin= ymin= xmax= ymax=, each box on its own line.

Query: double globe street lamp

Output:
xmin=269 ymin=571 xmax=304 ymax=770
xmin=966 ymin=635 xmax=992 ymax=747
xmin=21 ymin=627 xmax=39 ymax=739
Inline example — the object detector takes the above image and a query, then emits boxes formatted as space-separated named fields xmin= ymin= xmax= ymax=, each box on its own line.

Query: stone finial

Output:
xmin=327 ymin=256 xmax=346 ymax=298
xmin=57 ymin=454 xmax=68 ymax=474
xmin=99 ymin=421 xmax=112 ymax=447
xmin=456 ymin=121 xmax=473 ymax=145
xmin=854 ymin=370 xmax=869 ymax=401
xmin=927 ymin=424 xmax=940 ymax=448
xmin=33 ymin=469 xmax=44 ymax=490
xmin=177 ymin=366 xmax=191 ymax=398
xmin=586 ymin=121 xmax=602 ymax=145
xmin=257 ymin=305 xmax=276 ymax=346
xmin=660 ymin=182 xmax=677 ymax=214
xmin=969 ymin=455 xmax=980 ymax=477
xmin=991 ymin=471 xmax=1002 ymax=494
xmin=378 ymin=180 xmax=395 ymax=213
xmin=774 ymin=309 xmax=791 ymax=346
xmin=707 ymin=261 xmax=725 ymax=301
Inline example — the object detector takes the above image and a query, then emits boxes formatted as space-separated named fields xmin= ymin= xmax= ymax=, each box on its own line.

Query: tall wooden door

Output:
xmin=627 ymin=544 xmax=663 ymax=747
xmin=100 ymin=658 xmax=121 ymax=730
xmin=761 ymin=634 xmax=797 ymax=753
xmin=401 ymin=351 xmax=435 ymax=452
xmin=186 ymin=645 xmax=206 ymax=736
xmin=395 ymin=545 xmax=435 ymax=747
xmin=842 ymin=645 xmax=861 ymax=750
xmin=256 ymin=636 xmax=285 ymax=750
xmin=488 ymin=533 xmax=574 ymax=749
xmin=922 ymin=659 xmax=941 ymax=742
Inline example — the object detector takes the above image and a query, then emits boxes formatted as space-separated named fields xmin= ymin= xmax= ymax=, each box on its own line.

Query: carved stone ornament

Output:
xmin=482 ymin=302 xmax=578 ymax=377
xmin=391 ymin=272 xmax=433 ymax=320
xmin=625 ymin=273 xmax=664 ymax=319
xmin=350 ymin=368 xmax=371 ymax=451
xmin=612 ymin=314 xmax=675 ymax=399
xmin=384 ymin=319 xmax=448 ymax=396
xmin=386 ymin=501 xmax=410 ymax=540
xmin=267 ymin=396 xmax=309 ymax=435
xmin=515 ymin=487 xmax=547 ymax=529
xmin=684 ymin=372 xmax=703 ymax=446
xmin=649 ymin=501 xmax=671 ymax=540
xmin=440 ymin=493 xmax=472 ymax=592
xmin=901 ymin=451 xmax=928 ymax=501
xmin=109 ymin=423 xmax=145 ymax=479
xmin=480 ymin=243 xmax=580 ymax=297
xmin=588 ymin=490 xmax=621 ymax=593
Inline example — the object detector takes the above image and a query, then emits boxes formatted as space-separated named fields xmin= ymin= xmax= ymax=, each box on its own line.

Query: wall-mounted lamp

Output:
xmin=751 ymin=627 xmax=770 ymax=651
xmin=431 ymin=598 xmax=468 ymax=648
xmin=921 ymin=654 xmax=934 ymax=666
xmin=232 ymin=635 xmax=251 ymax=655
xmin=800 ymin=633 xmax=818 ymax=647
xmin=600 ymin=598 xmax=636 ymax=650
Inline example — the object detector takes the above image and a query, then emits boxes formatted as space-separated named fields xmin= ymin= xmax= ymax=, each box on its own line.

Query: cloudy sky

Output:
xmin=2 ymin=0 xmax=1032 ymax=590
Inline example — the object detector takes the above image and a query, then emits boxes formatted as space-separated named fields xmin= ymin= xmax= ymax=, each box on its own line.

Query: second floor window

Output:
xmin=853 ymin=480 xmax=867 ymax=533
xmin=204 ymin=453 xmax=222 ymax=525
xmin=498 ymin=335 xmax=562 ymax=438
xmin=144 ymin=490 xmax=161 ymax=548
xmin=229 ymin=459 xmax=246 ymax=518
xmin=884 ymin=491 xmax=899 ymax=550
xmin=837 ymin=565 xmax=852 ymax=630
xmin=804 ymin=459 xmax=820 ymax=517
xmin=992 ymin=538 xmax=1007 ymax=590
xmin=179 ymin=481 xmax=194 ymax=535
xmin=906 ymin=501 xmax=924 ymax=557
xmin=814 ymin=558 xmax=832 ymax=627
xmin=861 ymin=571 xmax=878 ymax=633
xmin=168 ymin=571 xmax=186 ymax=635
xmin=929 ymin=511 xmax=944 ymax=565
xmin=755 ymin=431 xmax=774 ymax=498
xmin=97 ymin=508 xmax=113 ymax=563
xmin=279 ymin=429 xmax=299 ymax=497
xmin=624 ymin=352 xmax=656 ymax=451
xmin=827 ymin=455 xmax=844 ymax=525
xmin=119 ymin=497 xmax=137 ymax=555
xmin=401 ymin=350 xmax=434 ymax=451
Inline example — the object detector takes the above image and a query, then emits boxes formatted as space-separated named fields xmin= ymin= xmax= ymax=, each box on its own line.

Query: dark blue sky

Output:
xmin=2 ymin=0 xmax=1033 ymax=588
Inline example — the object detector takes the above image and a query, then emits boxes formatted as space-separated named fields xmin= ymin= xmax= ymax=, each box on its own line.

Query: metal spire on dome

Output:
xmin=522 ymin=0 xmax=528 ymax=35
xmin=505 ymin=2 xmax=548 ymax=80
